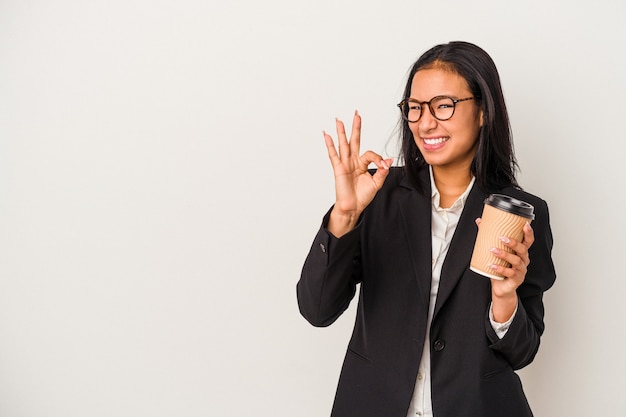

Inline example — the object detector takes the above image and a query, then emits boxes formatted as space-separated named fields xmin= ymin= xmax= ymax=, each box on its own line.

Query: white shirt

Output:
xmin=406 ymin=168 xmax=516 ymax=417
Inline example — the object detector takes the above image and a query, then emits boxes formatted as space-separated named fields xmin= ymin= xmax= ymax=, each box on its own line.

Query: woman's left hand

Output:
xmin=475 ymin=219 xmax=535 ymax=323
xmin=487 ymin=222 xmax=534 ymax=298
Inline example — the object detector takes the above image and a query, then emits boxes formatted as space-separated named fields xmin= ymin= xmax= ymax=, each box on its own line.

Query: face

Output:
xmin=408 ymin=68 xmax=483 ymax=173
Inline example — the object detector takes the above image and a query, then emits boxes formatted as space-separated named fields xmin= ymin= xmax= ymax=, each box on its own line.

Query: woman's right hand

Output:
xmin=324 ymin=111 xmax=393 ymax=237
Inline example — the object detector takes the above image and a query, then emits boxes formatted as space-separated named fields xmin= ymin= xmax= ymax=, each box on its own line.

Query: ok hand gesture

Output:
xmin=324 ymin=111 xmax=393 ymax=237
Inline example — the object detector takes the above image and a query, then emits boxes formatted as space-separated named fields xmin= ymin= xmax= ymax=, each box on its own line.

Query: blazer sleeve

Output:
xmin=296 ymin=209 xmax=363 ymax=327
xmin=485 ymin=197 xmax=557 ymax=369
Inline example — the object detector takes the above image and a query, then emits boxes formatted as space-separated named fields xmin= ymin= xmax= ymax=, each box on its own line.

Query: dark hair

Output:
xmin=400 ymin=41 xmax=519 ymax=193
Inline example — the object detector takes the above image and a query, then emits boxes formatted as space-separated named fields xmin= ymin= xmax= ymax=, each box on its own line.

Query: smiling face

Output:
xmin=409 ymin=67 xmax=483 ymax=174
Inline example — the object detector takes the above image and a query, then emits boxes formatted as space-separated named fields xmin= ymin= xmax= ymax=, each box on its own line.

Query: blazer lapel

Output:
xmin=398 ymin=173 xmax=432 ymax=311
xmin=433 ymin=184 xmax=488 ymax=318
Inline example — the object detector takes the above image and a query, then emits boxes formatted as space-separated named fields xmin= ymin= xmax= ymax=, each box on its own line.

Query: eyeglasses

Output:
xmin=397 ymin=96 xmax=474 ymax=123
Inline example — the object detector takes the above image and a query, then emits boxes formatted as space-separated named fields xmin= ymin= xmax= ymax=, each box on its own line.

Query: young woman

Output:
xmin=297 ymin=41 xmax=556 ymax=417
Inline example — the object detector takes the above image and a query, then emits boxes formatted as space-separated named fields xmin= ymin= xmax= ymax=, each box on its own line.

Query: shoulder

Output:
xmin=368 ymin=166 xmax=428 ymax=191
xmin=500 ymin=186 xmax=553 ymax=247
xmin=500 ymin=186 xmax=550 ymax=215
xmin=363 ymin=166 xmax=430 ymax=215
xmin=366 ymin=166 xmax=408 ymax=192
xmin=502 ymin=187 xmax=556 ymax=292
xmin=382 ymin=166 xmax=406 ymax=187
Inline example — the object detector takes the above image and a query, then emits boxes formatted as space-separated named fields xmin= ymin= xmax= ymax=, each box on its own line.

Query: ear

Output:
xmin=479 ymin=110 xmax=484 ymax=127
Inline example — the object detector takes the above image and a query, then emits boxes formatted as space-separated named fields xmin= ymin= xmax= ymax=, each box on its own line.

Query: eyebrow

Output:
xmin=406 ymin=94 xmax=463 ymax=101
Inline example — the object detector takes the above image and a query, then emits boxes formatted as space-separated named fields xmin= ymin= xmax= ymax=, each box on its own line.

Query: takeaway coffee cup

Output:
xmin=470 ymin=194 xmax=535 ymax=280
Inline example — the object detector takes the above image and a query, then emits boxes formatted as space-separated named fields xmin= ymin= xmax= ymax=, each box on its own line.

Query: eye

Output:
xmin=433 ymin=97 xmax=455 ymax=109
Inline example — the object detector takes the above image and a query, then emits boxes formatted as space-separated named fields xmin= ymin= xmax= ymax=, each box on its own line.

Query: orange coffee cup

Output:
xmin=470 ymin=194 xmax=535 ymax=280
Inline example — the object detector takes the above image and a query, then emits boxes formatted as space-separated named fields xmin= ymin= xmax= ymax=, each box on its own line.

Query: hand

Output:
xmin=324 ymin=111 xmax=393 ymax=237
xmin=475 ymin=219 xmax=535 ymax=322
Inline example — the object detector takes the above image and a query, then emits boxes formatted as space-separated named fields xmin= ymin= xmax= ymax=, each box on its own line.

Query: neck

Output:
xmin=432 ymin=166 xmax=473 ymax=208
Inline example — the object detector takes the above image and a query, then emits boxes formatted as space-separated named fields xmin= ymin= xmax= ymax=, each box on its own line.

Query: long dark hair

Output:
xmin=400 ymin=41 xmax=519 ymax=194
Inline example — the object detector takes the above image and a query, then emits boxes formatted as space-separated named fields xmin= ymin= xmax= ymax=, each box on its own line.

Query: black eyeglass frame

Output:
xmin=397 ymin=96 xmax=474 ymax=122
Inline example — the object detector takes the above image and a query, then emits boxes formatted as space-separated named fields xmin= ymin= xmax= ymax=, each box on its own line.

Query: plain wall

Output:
xmin=1 ymin=0 xmax=625 ymax=415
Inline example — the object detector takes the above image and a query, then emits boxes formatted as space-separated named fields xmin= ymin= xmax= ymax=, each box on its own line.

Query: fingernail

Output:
xmin=499 ymin=237 xmax=510 ymax=244
xmin=487 ymin=264 xmax=498 ymax=270
xmin=381 ymin=160 xmax=390 ymax=169
xmin=355 ymin=109 xmax=359 ymax=116
xmin=490 ymin=247 xmax=501 ymax=255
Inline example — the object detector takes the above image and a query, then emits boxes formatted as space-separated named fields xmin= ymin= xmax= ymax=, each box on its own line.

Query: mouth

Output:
xmin=422 ymin=137 xmax=449 ymax=146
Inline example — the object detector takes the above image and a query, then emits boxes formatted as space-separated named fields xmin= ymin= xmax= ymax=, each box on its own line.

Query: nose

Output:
xmin=417 ymin=104 xmax=438 ymax=132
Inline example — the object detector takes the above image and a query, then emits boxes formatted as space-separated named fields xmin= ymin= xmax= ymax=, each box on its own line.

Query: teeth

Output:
xmin=423 ymin=137 xmax=448 ymax=145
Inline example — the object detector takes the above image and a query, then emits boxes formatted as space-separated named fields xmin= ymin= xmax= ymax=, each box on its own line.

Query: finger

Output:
xmin=349 ymin=110 xmax=362 ymax=156
xmin=358 ymin=150 xmax=385 ymax=170
xmin=499 ymin=236 xmax=528 ymax=258
xmin=323 ymin=130 xmax=340 ymax=166
xmin=522 ymin=222 xmax=535 ymax=248
xmin=490 ymin=264 xmax=528 ymax=294
xmin=371 ymin=157 xmax=393 ymax=170
xmin=490 ymin=247 xmax=526 ymax=271
xmin=335 ymin=118 xmax=350 ymax=159
xmin=495 ymin=236 xmax=531 ymax=273
xmin=371 ymin=158 xmax=393 ymax=189
xmin=487 ymin=263 xmax=512 ymax=278
xmin=475 ymin=217 xmax=481 ymax=227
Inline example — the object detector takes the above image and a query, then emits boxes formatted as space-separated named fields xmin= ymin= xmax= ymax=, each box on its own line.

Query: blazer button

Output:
xmin=433 ymin=339 xmax=445 ymax=352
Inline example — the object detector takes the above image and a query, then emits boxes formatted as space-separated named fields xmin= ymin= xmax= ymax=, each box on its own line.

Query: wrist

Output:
xmin=327 ymin=208 xmax=360 ymax=238
xmin=491 ymin=293 xmax=518 ymax=323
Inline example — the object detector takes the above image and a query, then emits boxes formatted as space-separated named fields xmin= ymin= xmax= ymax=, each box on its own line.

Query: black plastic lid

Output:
xmin=484 ymin=194 xmax=535 ymax=219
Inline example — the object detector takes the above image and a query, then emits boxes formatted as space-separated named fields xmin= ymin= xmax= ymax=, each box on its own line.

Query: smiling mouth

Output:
xmin=423 ymin=137 xmax=449 ymax=145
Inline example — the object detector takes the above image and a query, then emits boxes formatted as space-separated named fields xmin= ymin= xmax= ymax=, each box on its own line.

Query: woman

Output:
xmin=296 ymin=41 xmax=556 ymax=417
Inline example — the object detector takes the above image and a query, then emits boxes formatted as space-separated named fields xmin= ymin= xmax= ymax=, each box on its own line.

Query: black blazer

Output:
xmin=297 ymin=167 xmax=556 ymax=417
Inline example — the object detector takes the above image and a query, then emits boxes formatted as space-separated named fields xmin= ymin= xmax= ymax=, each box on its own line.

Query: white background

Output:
xmin=1 ymin=0 xmax=625 ymax=416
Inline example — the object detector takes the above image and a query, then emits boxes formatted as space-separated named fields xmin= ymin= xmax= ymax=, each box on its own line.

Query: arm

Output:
xmin=297 ymin=210 xmax=363 ymax=327
xmin=297 ymin=112 xmax=392 ymax=326
xmin=485 ymin=198 xmax=556 ymax=369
